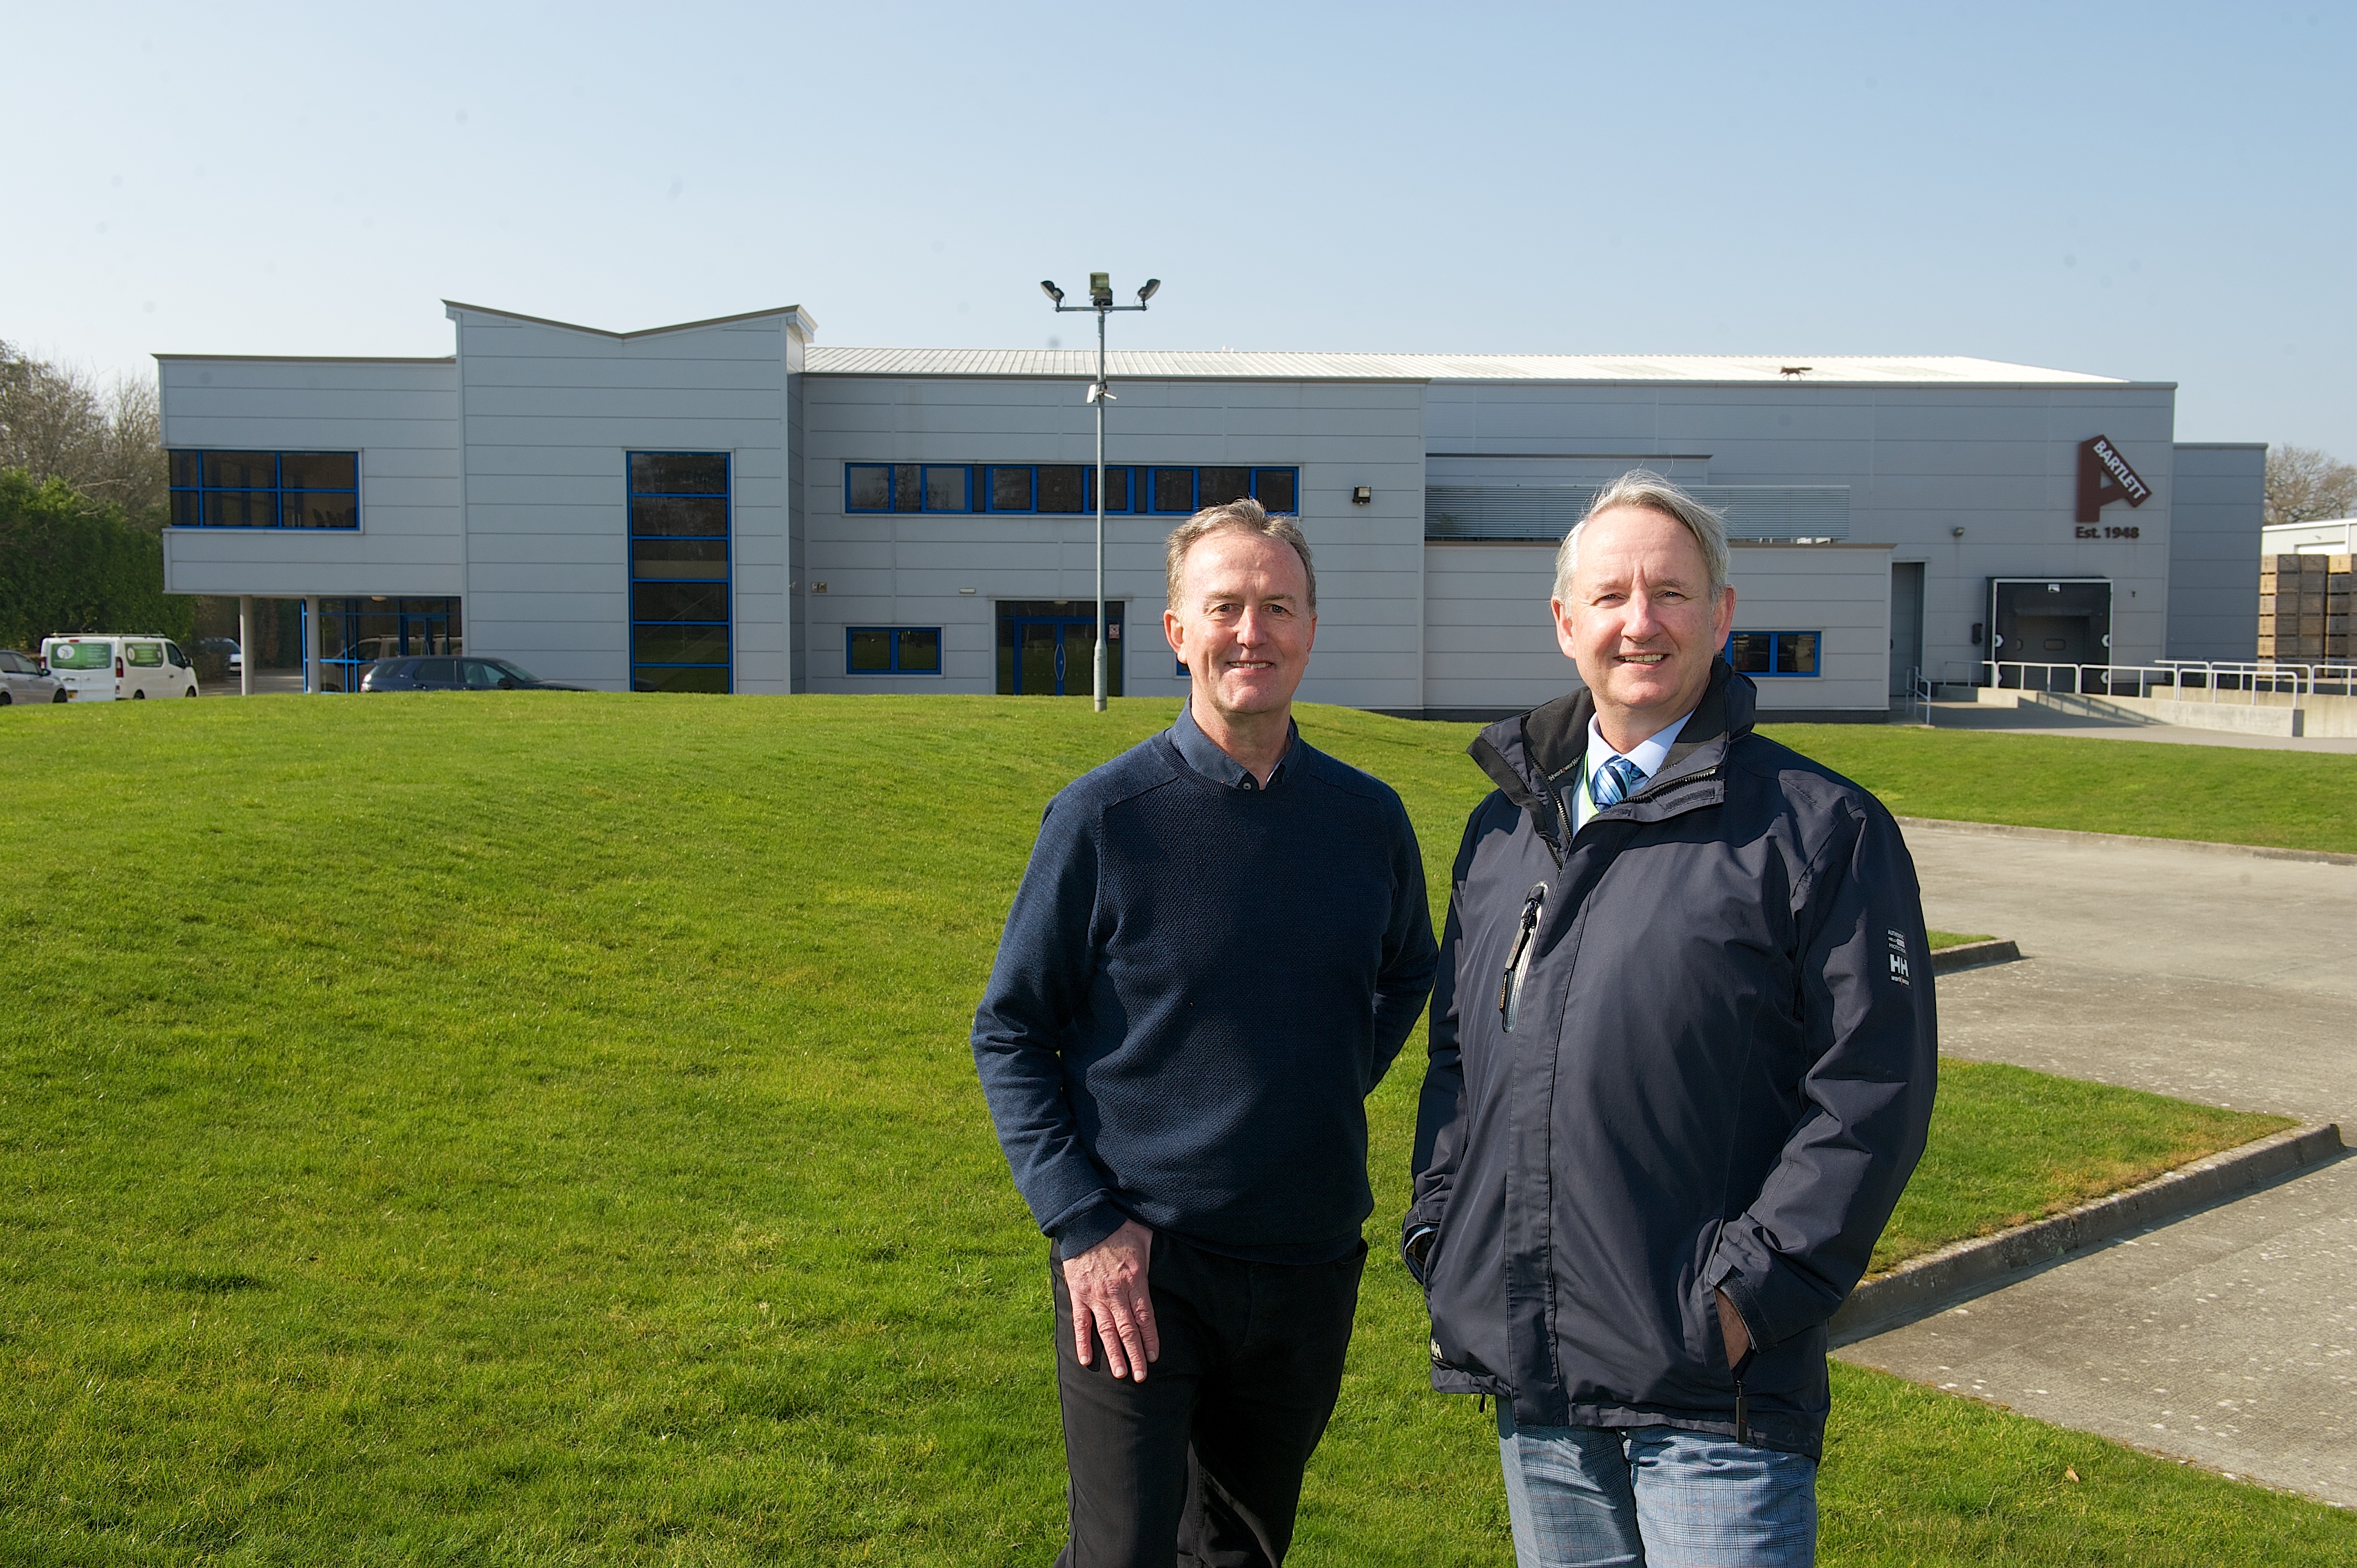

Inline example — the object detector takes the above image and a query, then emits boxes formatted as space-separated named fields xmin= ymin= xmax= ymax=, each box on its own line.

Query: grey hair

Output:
xmin=1165 ymin=498 xmax=1318 ymax=612
xmin=1552 ymin=470 xmax=1732 ymax=604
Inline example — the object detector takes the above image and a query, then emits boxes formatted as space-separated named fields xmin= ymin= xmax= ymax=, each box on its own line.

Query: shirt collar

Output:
xmin=1171 ymin=703 xmax=1297 ymax=792
xmin=1584 ymin=707 xmax=1693 ymax=790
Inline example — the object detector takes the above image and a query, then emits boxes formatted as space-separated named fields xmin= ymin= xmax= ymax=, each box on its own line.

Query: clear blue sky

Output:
xmin=9 ymin=1 xmax=2350 ymax=452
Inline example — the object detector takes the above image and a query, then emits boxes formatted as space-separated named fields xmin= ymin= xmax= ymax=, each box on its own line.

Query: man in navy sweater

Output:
xmin=974 ymin=499 xmax=1438 ymax=1567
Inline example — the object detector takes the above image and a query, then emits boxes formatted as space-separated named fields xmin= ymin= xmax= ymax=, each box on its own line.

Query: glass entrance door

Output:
xmin=313 ymin=597 xmax=463 ymax=692
xmin=997 ymin=601 xmax=1125 ymax=696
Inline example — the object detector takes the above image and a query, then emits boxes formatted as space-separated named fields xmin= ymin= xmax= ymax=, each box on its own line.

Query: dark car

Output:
xmin=360 ymin=656 xmax=587 ymax=693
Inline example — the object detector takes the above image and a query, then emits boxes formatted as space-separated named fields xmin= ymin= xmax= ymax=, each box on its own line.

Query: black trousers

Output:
xmin=1051 ymin=1230 xmax=1365 ymax=1568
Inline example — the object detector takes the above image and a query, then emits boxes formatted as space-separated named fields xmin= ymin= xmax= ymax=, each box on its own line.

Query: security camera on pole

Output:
xmin=1039 ymin=272 xmax=1160 ymax=712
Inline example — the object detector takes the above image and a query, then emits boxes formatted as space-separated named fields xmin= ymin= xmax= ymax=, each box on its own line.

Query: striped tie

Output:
xmin=1590 ymin=755 xmax=1646 ymax=811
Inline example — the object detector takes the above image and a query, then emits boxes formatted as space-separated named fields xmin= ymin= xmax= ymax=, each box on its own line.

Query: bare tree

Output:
xmin=2265 ymin=444 xmax=2357 ymax=529
xmin=0 ymin=341 xmax=167 ymax=523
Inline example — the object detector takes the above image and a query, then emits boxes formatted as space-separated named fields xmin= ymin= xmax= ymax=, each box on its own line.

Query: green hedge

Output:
xmin=0 ymin=467 xmax=191 ymax=651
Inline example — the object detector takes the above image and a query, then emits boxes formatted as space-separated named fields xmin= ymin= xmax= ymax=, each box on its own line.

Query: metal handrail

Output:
xmin=1983 ymin=660 xmax=2355 ymax=705
xmin=1978 ymin=661 xmax=2194 ymax=699
xmin=2154 ymin=659 xmax=2355 ymax=703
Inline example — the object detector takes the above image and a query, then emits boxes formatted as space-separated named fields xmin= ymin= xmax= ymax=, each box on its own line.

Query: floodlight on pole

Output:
xmin=1044 ymin=269 xmax=1159 ymax=711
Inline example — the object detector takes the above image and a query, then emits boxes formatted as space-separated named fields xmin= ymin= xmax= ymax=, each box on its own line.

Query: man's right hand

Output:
xmin=1062 ymin=1219 xmax=1159 ymax=1382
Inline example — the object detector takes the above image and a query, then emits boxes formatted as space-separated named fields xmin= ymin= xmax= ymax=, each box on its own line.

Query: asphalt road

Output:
xmin=1840 ymin=820 xmax=2357 ymax=1506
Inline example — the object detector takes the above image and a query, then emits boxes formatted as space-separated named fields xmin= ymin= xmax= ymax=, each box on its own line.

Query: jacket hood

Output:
xmin=1468 ymin=661 xmax=1757 ymax=853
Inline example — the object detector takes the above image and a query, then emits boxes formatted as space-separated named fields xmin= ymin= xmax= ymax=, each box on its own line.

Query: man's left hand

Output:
xmin=1715 ymin=1287 xmax=1751 ymax=1367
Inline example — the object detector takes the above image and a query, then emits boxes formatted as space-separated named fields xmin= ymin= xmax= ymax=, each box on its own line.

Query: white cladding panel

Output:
xmin=1425 ymin=381 xmax=2174 ymax=691
xmin=2167 ymin=444 xmax=2265 ymax=663
xmin=1720 ymin=544 xmax=1894 ymax=712
xmin=1422 ymin=542 xmax=1890 ymax=715
xmin=158 ymin=358 xmax=462 ymax=597
xmin=451 ymin=310 xmax=795 ymax=692
xmin=799 ymin=376 xmax=1428 ymax=708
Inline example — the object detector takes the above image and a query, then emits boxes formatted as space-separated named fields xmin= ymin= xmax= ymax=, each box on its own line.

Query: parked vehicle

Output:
xmin=39 ymin=635 xmax=202 ymax=701
xmin=195 ymin=637 xmax=244 ymax=672
xmin=359 ymin=656 xmax=585 ymax=693
xmin=0 ymin=649 xmax=67 ymax=705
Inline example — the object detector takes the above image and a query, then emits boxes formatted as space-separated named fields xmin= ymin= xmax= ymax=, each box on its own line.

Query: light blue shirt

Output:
xmin=1572 ymin=709 xmax=1693 ymax=832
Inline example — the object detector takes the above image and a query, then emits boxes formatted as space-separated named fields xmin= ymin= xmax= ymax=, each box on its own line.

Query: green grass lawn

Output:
xmin=1927 ymin=930 xmax=1992 ymax=950
xmin=1875 ymin=1063 xmax=2288 ymax=1273
xmin=1761 ymin=723 xmax=2357 ymax=854
xmin=1 ymin=694 xmax=2346 ymax=1565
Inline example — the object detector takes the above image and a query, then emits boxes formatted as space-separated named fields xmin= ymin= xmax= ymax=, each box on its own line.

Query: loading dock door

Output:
xmin=1987 ymin=579 xmax=2111 ymax=686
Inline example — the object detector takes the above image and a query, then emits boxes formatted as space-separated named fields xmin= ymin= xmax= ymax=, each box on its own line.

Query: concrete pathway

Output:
xmin=1922 ymin=699 xmax=2357 ymax=755
xmin=1839 ymin=821 xmax=2357 ymax=1505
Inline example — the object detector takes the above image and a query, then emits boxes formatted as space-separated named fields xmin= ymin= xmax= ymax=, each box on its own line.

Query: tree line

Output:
xmin=0 ymin=341 xmax=191 ymax=650
xmin=2265 ymin=445 xmax=2357 ymax=531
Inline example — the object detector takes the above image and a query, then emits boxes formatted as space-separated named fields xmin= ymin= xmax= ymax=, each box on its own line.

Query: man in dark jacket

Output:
xmin=976 ymin=499 xmax=1439 ymax=1567
xmin=1403 ymin=472 xmax=1937 ymax=1566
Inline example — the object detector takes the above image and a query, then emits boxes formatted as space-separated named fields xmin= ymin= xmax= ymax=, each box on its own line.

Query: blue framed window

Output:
xmin=845 ymin=463 xmax=1299 ymax=515
xmin=167 ymin=450 xmax=358 ymax=528
xmin=844 ymin=463 xmax=974 ymax=513
xmin=846 ymin=627 xmax=942 ymax=674
xmin=629 ymin=452 xmax=731 ymax=693
xmin=1727 ymin=631 xmax=1820 ymax=676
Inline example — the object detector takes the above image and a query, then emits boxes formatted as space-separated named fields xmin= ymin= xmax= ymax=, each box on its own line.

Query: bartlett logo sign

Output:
xmin=2076 ymin=435 xmax=2151 ymax=523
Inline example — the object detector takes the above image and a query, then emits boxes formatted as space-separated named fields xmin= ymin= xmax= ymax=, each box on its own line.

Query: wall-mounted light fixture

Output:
xmin=959 ymin=587 xmax=977 ymax=595
xmin=1952 ymin=525 xmax=1967 ymax=538
xmin=1352 ymin=486 xmax=1372 ymax=506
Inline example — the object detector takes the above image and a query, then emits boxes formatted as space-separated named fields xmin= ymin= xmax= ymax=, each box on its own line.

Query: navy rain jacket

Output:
xmin=1404 ymin=662 xmax=1937 ymax=1458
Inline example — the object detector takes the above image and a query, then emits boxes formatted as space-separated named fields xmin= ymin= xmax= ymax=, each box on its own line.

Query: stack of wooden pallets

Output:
xmin=2258 ymin=553 xmax=2353 ymax=661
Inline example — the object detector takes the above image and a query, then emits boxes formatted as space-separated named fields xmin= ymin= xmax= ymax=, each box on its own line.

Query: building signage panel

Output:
xmin=2075 ymin=434 xmax=2150 ymax=523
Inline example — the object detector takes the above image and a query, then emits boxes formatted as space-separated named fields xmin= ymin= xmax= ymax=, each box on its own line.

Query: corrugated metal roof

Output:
xmin=802 ymin=348 xmax=2126 ymax=384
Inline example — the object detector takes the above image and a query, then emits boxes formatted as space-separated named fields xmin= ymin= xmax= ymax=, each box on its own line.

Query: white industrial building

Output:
xmin=156 ymin=300 xmax=2266 ymax=718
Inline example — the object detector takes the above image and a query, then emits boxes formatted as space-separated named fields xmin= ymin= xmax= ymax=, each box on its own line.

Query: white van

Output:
xmin=39 ymin=635 xmax=202 ymax=702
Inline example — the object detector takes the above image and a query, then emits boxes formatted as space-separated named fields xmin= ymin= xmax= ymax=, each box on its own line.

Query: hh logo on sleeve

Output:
xmin=1886 ymin=930 xmax=1912 ymax=986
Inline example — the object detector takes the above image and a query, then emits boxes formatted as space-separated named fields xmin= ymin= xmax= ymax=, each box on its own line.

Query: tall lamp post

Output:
xmin=1041 ymin=271 xmax=1159 ymax=711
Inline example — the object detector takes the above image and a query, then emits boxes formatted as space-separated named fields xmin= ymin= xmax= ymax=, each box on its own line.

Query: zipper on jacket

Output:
xmin=1496 ymin=883 xmax=1547 ymax=1031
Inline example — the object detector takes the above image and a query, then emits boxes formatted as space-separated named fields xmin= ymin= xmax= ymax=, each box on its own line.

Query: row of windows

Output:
xmin=162 ymin=451 xmax=1302 ymax=532
xmin=842 ymin=625 xmax=1827 ymax=681
xmin=1727 ymin=631 xmax=1821 ymax=677
xmin=168 ymin=450 xmax=359 ymax=529
xmin=845 ymin=463 xmax=1298 ymax=517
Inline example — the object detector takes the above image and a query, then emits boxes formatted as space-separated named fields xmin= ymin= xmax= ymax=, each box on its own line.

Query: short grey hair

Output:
xmin=1165 ymin=498 xmax=1318 ymax=612
xmin=1552 ymin=470 xmax=1732 ymax=604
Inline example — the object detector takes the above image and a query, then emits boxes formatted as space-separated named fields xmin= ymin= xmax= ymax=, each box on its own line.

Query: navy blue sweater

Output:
xmin=972 ymin=721 xmax=1439 ymax=1263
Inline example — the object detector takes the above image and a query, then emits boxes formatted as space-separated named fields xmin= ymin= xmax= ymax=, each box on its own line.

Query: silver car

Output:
xmin=0 ymin=649 xmax=67 ymax=705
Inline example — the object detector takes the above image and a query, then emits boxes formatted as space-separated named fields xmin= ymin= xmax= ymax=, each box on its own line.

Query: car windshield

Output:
xmin=488 ymin=659 xmax=543 ymax=685
xmin=47 ymin=642 xmax=112 ymax=669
